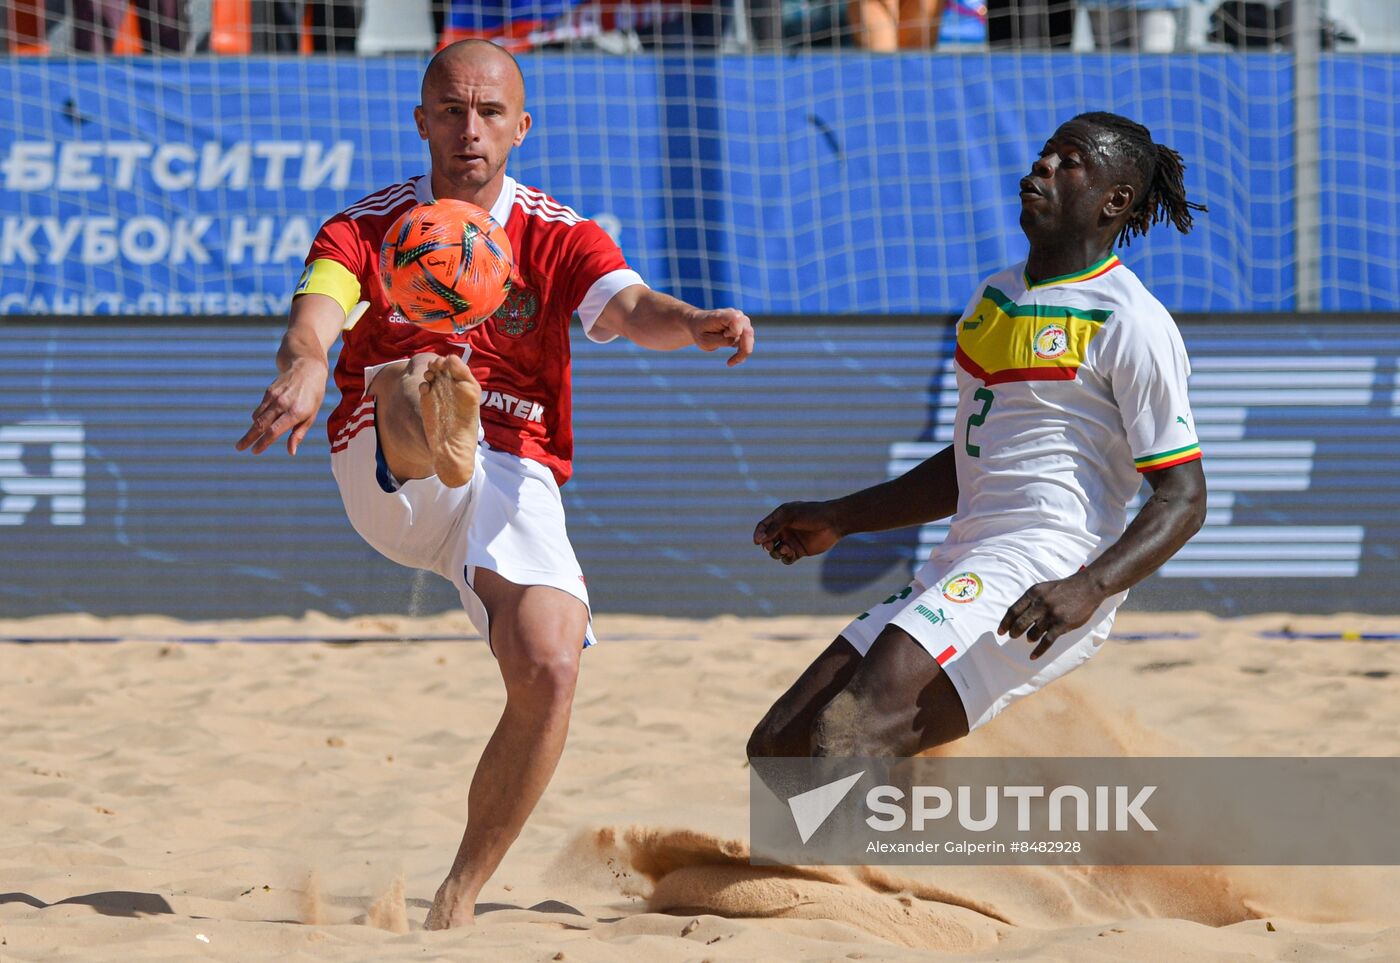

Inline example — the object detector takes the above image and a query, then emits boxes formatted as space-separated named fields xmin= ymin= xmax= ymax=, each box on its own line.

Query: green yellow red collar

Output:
xmin=1023 ymin=254 xmax=1121 ymax=290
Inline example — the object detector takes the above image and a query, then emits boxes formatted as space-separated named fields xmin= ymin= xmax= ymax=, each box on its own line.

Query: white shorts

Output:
xmin=840 ymin=551 xmax=1124 ymax=732
xmin=330 ymin=410 xmax=595 ymax=650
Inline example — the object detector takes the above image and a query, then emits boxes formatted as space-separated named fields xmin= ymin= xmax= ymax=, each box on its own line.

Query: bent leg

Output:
xmin=848 ymin=0 xmax=898 ymax=50
xmin=1138 ymin=8 xmax=1179 ymax=52
xmin=368 ymin=353 xmax=481 ymax=488
xmin=811 ymin=624 xmax=969 ymax=757
xmin=747 ymin=637 xmax=862 ymax=759
xmin=424 ymin=568 xmax=587 ymax=929
xmin=896 ymin=0 xmax=944 ymax=48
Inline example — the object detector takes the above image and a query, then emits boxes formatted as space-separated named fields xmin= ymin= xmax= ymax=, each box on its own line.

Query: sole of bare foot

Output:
xmin=419 ymin=354 xmax=481 ymax=489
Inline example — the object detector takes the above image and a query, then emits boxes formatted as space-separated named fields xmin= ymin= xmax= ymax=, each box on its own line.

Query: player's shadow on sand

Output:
xmin=475 ymin=898 xmax=586 ymax=919
xmin=0 ymin=890 xmax=175 ymax=917
xmin=1 ymin=890 xmax=298 ymax=925
xmin=400 ymin=895 xmax=583 ymax=917
xmin=1 ymin=890 xmax=592 ymax=928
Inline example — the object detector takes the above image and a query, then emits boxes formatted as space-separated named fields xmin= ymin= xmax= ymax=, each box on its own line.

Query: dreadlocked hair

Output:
xmin=1073 ymin=111 xmax=1209 ymax=248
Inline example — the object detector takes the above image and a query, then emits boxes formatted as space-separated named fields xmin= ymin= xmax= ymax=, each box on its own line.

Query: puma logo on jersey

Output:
xmin=914 ymin=604 xmax=953 ymax=626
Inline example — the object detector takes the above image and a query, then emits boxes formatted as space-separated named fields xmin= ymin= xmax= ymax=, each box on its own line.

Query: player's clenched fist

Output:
xmin=689 ymin=308 xmax=755 ymax=367
xmin=753 ymin=500 xmax=844 ymax=565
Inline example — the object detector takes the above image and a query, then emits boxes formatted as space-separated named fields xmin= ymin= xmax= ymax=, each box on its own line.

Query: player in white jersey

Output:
xmin=748 ymin=112 xmax=1209 ymax=757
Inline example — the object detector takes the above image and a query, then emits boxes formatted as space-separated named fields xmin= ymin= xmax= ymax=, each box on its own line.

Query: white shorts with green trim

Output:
xmin=839 ymin=552 xmax=1124 ymax=732
xmin=330 ymin=415 xmax=594 ymax=650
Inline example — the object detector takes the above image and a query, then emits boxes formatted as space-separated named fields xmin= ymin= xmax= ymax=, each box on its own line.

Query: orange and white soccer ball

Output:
xmin=379 ymin=199 xmax=513 ymax=336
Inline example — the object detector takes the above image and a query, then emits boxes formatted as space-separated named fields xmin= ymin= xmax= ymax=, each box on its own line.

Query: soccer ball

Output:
xmin=379 ymin=199 xmax=513 ymax=336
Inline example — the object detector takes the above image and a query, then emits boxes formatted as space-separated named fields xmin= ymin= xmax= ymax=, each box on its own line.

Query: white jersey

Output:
xmin=934 ymin=254 xmax=1202 ymax=574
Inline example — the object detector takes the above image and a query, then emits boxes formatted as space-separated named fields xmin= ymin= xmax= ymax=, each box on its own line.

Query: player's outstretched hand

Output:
xmin=235 ymin=358 xmax=328 ymax=456
xmin=754 ymin=501 xmax=844 ymax=565
xmin=998 ymin=572 xmax=1106 ymax=660
xmin=690 ymin=308 xmax=754 ymax=367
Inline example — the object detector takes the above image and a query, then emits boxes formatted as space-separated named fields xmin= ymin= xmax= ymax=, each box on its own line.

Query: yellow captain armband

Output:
xmin=294 ymin=258 xmax=362 ymax=322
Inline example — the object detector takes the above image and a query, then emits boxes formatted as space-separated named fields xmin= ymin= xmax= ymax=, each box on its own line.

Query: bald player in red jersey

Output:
xmin=236 ymin=40 xmax=753 ymax=929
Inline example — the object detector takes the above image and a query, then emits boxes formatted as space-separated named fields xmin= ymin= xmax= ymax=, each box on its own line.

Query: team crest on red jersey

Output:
xmin=493 ymin=287 xmax=539 ymax=338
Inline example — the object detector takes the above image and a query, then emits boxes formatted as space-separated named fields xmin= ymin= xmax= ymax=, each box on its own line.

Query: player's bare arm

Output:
xmin=235 ymin=293 xmax=344 ymax=456
xmin=754 ymin=445 xmax=959 ymax=564
xmin=1000 ymin=458 xmax=1207 ymax=658
xmin=591 ymin=284 xmax=754 ymax=366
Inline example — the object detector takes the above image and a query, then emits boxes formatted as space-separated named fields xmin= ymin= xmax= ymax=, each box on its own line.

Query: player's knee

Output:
xmin=746 ymin=719 xmax=783 ymax=761
xmin=748 ymin=703 xmax=817 ymax=759
xmin=501 ymin=648 xmax=579 ymax=712
xmin=810 ymin=691 xmax=874 ymax=757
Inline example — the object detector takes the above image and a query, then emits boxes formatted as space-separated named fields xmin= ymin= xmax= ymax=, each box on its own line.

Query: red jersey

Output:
xmin=305 ymin=175 xmax=642 ymax=485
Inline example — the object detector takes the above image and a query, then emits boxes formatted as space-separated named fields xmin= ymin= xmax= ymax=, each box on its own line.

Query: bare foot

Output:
xmin=423 ymin=880 xmax=475 ymax=930
xmin=419 ymin=354 xmax=481 ymax=489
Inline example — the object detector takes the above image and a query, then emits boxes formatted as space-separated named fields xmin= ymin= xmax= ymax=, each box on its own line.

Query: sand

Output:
xmin=1 ymin=609 xmax=1398 ymax=961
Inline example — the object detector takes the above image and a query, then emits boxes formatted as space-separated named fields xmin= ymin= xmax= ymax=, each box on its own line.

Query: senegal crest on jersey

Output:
xmin=493 ymin=287 xmax=539 ymax=338
xmin=941 ymin=572 xmax=983 ymax=603
xmin=1033 ymin=323 xmax=1069 ymax=360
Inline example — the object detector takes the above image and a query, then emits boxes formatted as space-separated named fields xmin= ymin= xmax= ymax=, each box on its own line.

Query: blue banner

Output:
xmin=2 ymin=318 xmax=1398 ymax=619
xmin=0 ymin=55 xmax=1395 ymax=315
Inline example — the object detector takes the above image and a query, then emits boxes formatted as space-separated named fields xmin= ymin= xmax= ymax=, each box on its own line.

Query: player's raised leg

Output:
xmin=424 ymin=569 xmax=587 ymax=930
xmin=809 ymin=625 xmax=969 ymax=757
xmin=747 ymin=638 xmax=862 ymax=759
xmin=368 ymin=353 xmax=481 ymax=488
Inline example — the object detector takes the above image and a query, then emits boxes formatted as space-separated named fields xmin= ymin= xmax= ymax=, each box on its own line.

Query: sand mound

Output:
xmin=573 ymin=825 xmax=1267 ymax=945
xmin=575 ymin=826 xmax=1004 ymax=951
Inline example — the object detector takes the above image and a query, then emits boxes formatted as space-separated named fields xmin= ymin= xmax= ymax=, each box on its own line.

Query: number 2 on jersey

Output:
xmin=965 ymin=387 xmax=995 ymax=457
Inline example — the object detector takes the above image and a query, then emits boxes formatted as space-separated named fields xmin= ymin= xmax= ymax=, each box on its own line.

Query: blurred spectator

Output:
xmin=429 ymin=0 xmax=452 ymax=36
xmin=775 ymin=0 xmax=844 ymax=46
xmin=251 ymin=0 xmax=360 ymax=53
xmin=70 ymin=0 xmax=183 ymax=51
xmin=1207 ymin=0 xmax=1275 ymax=45
xmin=1207 ymin=1 xmax=1357 ymax=50
xmin=437 ymin=1 xmax=727 ymax=52
xmin=776 ymin=0 xmax=984 ymax=49
xmin=632 ymin=1 xmax=727 ymax=49
xmin=748 ymin=0 xmax=781 ymax=45
xmin=439 ymin=0 xmax=585 ymax=50
xmin=1080 ymin=0 xmax=1181 ymax=50
xmin=5 ymin=0 xmax=49 ymax=52
xmin=985 ymin=0 xmax=1073 ymax=47
xmin=848 ymin=0 xmax=945 ymax=49
xmin=1081 ymin=0 xmax=1184 ymax=51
